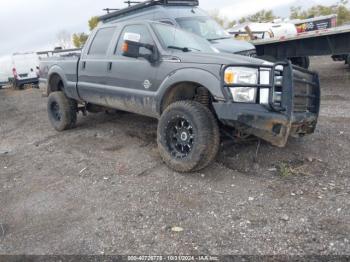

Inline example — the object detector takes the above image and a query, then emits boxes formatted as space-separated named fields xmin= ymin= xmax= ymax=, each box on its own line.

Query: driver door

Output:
xmin=104 ymin=24 xmax=161 ymax=116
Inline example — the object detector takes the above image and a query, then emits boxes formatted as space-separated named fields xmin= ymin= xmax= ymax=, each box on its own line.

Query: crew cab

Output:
xmin=40 ymin=21 xmax=321 ymax=172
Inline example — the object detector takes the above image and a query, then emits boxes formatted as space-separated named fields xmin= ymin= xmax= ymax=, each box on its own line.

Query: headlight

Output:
xmin=224 ymin=67 xmax=258 ymax=85
xmin=225 ymin=67 xmax=258 ymax=103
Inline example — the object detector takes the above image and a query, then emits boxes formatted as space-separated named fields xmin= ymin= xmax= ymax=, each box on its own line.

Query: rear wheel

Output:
xmin=47 ymin=91 xmax=77 ymax=131
xmin=157 ymin=101 xmax=220 ymax=173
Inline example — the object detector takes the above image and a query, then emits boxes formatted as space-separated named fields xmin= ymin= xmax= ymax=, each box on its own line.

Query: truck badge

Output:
xmin=143 ymin=80 xmax=152 ymax=89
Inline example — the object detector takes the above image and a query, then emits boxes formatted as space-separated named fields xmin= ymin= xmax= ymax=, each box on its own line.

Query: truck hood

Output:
xmin=174 ymin=51 xmax=267 ymax=66
xmin=209 ymin=38 xmax=255 ymax=54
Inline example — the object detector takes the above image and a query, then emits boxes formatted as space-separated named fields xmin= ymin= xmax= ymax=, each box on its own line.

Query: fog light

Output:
xmin=230 ymin=87 xmax=257 ymax=103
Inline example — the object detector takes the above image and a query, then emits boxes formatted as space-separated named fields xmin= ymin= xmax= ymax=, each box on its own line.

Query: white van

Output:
xmin=11 ymin=52 xmax=39 ymax=88
xmin=0 ymin=56 xmax=12 ymax=88
xmin=0 ymin=72 xmax=8 ymax=88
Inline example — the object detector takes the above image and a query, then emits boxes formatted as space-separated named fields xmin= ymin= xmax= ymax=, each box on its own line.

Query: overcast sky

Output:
xmin=0 ymin=0 xmax=340 ymax=59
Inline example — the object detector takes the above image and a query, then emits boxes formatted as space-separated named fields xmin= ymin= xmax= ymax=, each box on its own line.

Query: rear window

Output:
xmin=89 ymin=27 xmax=115 ymax=55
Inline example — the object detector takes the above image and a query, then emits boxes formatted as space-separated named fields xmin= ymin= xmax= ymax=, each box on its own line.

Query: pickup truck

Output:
xmin=40 ymin=21 xmax=321 ymax=173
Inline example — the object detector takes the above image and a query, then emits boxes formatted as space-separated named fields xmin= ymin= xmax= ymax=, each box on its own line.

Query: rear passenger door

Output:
xmin=78 ymin=26 xmax=117 ymax=104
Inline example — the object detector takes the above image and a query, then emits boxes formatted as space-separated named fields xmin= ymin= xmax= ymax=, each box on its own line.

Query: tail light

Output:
xmin=12 ymin=68 xmax=18 ymax=79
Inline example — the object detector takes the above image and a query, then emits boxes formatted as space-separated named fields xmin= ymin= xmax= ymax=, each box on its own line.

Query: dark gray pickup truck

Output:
xmin=40 ymin=21 xmax=321 ymax=172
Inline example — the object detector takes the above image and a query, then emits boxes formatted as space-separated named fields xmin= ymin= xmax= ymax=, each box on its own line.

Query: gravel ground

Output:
xmin=0 ymin=56 xmax=349 ymax=255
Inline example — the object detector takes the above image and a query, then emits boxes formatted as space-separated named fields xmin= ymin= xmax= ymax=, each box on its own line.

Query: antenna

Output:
xmin=124 ymin=1 xmax=142 ymax=7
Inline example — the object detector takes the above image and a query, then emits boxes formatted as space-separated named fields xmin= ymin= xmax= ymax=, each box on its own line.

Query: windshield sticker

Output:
xmin=124 ymin=33 xmax=141 ymax=42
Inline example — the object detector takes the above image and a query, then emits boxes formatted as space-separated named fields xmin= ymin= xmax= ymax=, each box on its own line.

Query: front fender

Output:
xmin=155 ymin=67 xmax=224 ymax=113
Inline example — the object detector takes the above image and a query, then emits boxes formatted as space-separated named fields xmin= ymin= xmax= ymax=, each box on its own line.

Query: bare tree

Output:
xmin=56 ymin=30 xmax=72 ymax=49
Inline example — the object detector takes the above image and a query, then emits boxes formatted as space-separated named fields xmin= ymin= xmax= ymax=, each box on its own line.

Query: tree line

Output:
xmin=72 ymin=16 xmax=99 ymax=48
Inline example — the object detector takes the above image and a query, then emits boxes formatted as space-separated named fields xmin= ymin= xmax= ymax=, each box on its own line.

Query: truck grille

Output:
xmin=272 ymin=69 xmax=283 ymax=108
xmin=293 ymin=70 xmax=318 ymax=113
xmin=294 ymin=82 xmax=312 ymax=112
xmin=272 ymin=67 xmax=318 ymax=114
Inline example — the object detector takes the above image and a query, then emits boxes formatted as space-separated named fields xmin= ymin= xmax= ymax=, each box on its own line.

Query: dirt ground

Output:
xmin=0 ymin=56 xmax=349 ymax=255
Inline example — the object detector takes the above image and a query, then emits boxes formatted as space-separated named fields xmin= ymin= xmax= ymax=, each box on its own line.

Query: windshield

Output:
xmin=152 ymin=23 xmax=216 ymax=53
xmin=176 ymin=16 xmax=230 ymax=40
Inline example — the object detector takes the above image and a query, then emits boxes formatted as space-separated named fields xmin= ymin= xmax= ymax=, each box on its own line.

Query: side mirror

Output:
xmin=122 ymin=40 xmax=158 ymax=63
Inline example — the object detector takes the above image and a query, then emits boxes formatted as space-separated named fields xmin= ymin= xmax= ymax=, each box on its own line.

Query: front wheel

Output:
xmin=157 ymin=101 xmax=220 ymax=173
xmin=47 ymin=91 xmax=77 ymax=131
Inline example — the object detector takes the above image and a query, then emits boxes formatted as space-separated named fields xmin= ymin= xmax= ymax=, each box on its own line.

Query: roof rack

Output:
xmin=124 ymin=1 xmax=143 ymax=7
xmin=103 ymin=8 xmax=120 ymax=14
xmin=36 ymin=48 xmax=82 ymax=56
xmin=99 ymin=0 xmax=199 ymax=23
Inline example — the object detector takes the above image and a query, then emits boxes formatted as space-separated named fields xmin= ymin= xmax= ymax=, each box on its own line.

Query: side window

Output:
xmin=116 ymin=25 xmax=154 ymax=56
xmin=88 ymin=27 xmax=115 ymax=55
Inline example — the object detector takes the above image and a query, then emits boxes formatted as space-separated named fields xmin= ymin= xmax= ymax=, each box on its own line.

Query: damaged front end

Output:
xmin=213 ymin=61 xmax=320 ymax=147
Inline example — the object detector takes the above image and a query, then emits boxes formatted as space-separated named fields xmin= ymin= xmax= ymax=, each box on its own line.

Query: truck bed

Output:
xmin=39 ymin=55 xmax=80 ymax=87
xmin=39 ymin=50 xmax=81 ymax=99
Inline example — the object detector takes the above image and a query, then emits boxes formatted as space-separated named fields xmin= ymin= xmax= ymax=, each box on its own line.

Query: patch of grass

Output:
xmin=278 ymin=163 xmax=293 ymax=177
xmin=277 ymin=161 xmax=312 ymax=177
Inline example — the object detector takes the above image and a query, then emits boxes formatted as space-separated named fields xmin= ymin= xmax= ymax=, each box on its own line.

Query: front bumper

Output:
xmin=214 ymin=62 xmax=320 ymax=147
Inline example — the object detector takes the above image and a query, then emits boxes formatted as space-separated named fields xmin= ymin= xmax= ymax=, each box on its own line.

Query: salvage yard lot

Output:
xmin=0 ymin=56 xmax=349 ymax=255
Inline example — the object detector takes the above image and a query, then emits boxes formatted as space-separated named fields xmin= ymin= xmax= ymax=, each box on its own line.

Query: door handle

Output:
xmin=107 ymin=62 xmax=112 ymax=71
xmin=82 ymin=61 xmax=86 ymax=70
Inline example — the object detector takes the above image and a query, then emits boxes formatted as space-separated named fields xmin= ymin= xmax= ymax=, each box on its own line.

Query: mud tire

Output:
xmin=47 ymin=91 xmax=77 ymax=131
xmin=157 ymin=101 xmax=220 ymax=173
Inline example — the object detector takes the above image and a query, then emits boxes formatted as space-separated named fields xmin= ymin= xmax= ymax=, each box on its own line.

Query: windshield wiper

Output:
xmin=208 ymin=36 xmax=231 ymax=41
xmin=167 ymin=46 xmax=202 ymax=52
xmin=167 ymin=46 xmax=191 ymax=52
